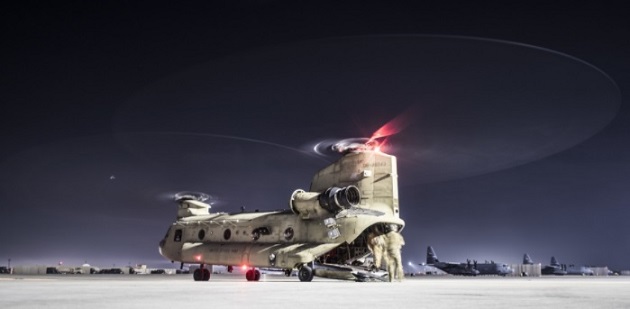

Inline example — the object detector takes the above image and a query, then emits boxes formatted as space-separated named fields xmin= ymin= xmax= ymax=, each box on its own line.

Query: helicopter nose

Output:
xmin=158 ymin=239 xmax=166 ymax=256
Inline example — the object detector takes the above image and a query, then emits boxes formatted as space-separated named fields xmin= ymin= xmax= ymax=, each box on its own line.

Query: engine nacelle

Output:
xmin=290 ymin=186 xmax=361 ymax=219
xmin=177 ymin=199 xmax=211 ymax=218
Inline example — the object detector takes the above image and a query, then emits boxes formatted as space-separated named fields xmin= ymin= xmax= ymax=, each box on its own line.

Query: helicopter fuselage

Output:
xmin=159 ymin=209 xmax=403 ymax=269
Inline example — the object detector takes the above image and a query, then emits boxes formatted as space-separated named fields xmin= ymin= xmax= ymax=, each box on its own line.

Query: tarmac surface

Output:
xmin=2 ymin=274 xmax=630 ymax=309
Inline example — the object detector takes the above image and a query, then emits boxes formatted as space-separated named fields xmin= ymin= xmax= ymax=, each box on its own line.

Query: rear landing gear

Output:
xmin=193 ymin=264 xmax=211 ymax=281
xmin=298 ymin=265 xmax=313 ymax=282
xmin=245 ymin=269 xmax=261 ymax=281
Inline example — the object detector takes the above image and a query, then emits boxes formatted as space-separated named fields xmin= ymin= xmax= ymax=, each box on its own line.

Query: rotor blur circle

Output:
xmin=115 ymin=35 xmax=620 ymax=184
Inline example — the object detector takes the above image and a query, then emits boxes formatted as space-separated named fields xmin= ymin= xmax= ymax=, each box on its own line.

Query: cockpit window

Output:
xmin=174 ymin=229 xmax=182 ymax=242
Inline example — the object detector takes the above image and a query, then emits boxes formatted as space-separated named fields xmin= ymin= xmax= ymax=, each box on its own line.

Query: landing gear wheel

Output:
xmin=284 ymin=269 xmax=292 ymax=277
xmin=245 ymin=269 xmax=261 ymax=281
xmin=193 ymin=269 xmax=202 ymax=281
xmin=194 ymin=265 xmax=211 ymax=281
xmin=298 ymin=265 xmax=314 ymax=282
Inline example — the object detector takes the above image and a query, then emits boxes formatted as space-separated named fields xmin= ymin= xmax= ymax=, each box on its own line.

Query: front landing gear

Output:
xmin=298 ymin=265 xmax=314 ymax=282
xmin=193 ymin=264 xmax=211 ymax=281
xmin=245 ymin=268 xmax=261 ymax=281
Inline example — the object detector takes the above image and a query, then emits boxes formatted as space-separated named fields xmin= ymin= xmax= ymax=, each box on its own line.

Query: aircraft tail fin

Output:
xmin=427 ymin=246 xmax=439 ymax=264
xmin=550 ymin=256 xmax=560 ymax=266
xmin=523 ymin=254 xmax=533 ymax=265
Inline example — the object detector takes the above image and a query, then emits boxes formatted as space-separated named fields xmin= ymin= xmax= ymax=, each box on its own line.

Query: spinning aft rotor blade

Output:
xmin=369 ymin=106 xmax=417 ymax=143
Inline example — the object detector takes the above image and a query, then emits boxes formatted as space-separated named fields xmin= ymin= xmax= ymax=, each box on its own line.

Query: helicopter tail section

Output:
xmin=309 ymin=150 xmax=400 ymax=219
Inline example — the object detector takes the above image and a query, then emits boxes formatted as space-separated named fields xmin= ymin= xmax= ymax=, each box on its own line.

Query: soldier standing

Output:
xmin=384 ymin=229 xmax=405 ymax=282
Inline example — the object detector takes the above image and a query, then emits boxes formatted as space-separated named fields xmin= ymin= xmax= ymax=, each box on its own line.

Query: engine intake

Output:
xmin=290 ymin=186 xmax=361 ymax=219
xmin=319 ymin=186 xmax=361 ymax=212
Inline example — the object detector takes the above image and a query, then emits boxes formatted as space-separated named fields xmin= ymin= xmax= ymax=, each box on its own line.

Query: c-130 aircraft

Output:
xmin=425 ymin=246 xmax=512 ymax=276
xmin=158 ymin=137 xmax=405 ymax=282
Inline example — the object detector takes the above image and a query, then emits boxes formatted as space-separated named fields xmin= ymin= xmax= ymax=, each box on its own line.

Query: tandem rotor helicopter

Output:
xmin=158 ymin=126 xmax=406 ymax=282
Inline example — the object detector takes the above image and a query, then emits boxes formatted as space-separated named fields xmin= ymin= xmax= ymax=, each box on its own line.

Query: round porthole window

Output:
xmin=198 ymin=230 xmax=206 ymax=240
xmin=224 ymin=229 xmax=232 ymax=240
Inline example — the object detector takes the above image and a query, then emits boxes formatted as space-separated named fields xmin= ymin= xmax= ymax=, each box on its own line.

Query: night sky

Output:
xmin=2 ymin=2 xmax=629 ymax=271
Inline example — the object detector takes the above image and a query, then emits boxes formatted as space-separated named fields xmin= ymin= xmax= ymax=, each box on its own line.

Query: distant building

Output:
xmin=510 ymin=263 xmax=542 ymax=277
xmin=133 ymin=264 xmax=149 ymax=275
xmin=589 ymin=266 xmax=611 ymax=276
xmin=12 ymin=265 xmax=49 ymax=275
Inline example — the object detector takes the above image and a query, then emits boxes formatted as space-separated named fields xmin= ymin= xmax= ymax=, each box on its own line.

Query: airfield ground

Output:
xmin=1 ymin=274 xmax=629 ymax=308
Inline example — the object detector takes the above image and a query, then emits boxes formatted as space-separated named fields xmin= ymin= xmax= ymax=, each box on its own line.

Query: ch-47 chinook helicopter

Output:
xmin=158 ymin=136 xmax=405 ymax=282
